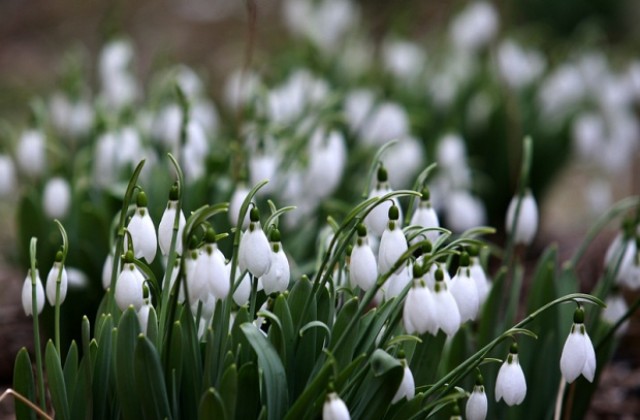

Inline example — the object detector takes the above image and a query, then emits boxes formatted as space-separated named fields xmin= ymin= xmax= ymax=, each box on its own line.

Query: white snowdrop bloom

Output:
xmin=116 ymin=126 xmax=144 ymax=169
xmin=410 ymin=188 xmax=440 ymax=244
xmin=349 ymin=224 xmax=378 ymax=291
xmin=229 ymin=185 xmax=251 ymax=229
xmin=249 ymin=152 xmax=279 ymax=196
xmin=428 ymin=72 xmax=458 ymax=110
xmin=224 ymin=68 xmax=261 ymax=110
xmin=381 ymin=137 xmax=424 ymax=189
xmin=230 ymin=263 xmax=251 ymax=307
xmin=192 ymin=100 xmax=219 ymax=134
xmin=449 ymin=1 xmax=498 ymax=52
xmin=305 ymin=129 xmax=347 ymax=201
xmin=70 ymin=100 xmax=94 ymax=137
xmin=99 ymin=39 xmax=133 ymax=77
xmin=422 ymin=261 xmax=450 ymax=289
xmin=313 ymin=0 xmax=359 ymax=54
xmin=322 ymin=392 xmax=350 ymax=420
xmin=436 ymin=133 xmax=467 ymax=171
xmin=470 ymin=255 xmax=491 ymax=306
xmin=94 ymin=132 xmax=118 ymax=188
xmin=115 ymin=258 xmax=145 ymax=311
xmin=359 ymin=102 xmax=409 ymax=147
xmin=445 ymin=191 xmax=486 ymax=233
xmin=66 ymin=267 xmax=88 ymax=289
xmin=538 ymin=64 xmax=585 ymax=125
xmin=586 ymin=178 xmax=612 ymax=219
xmin=163 ymin=258 xmax=183 ymax=301
xmin=137 ymin=303 xmax=153 ymax=335
xmin=49 ymin=93 xmax=72 ymax=135
xmin=381 ymin=39 xmax=426 ymax=82
xmin=364 ymin=166 xmax=402 ymax=237
xmin=152 ymin=104 xmax=182 ymax=150
xmin=391 ymin=361 xmax=415 ymax=403
xmin=185 ymin=249 xmax=203 ymax=305
xmin=385 ymin=261 xmax=412 ymax=299
xmin=262 ymin=230 xmax=290 ymax=295
xmin=572 ymin=113 xmax=605 ymax=161
xmin=43 ymin=177 xmax=71 ymax=219
xmin=449 ymin=253 xmax=480 ymax=322
xmin=560 ymin=308 xmax=596 ymax=383
xmin=126 ymin=192 xmax=157 ymax=263
xmin=344 ymin=89 xmax=375 ymax=134
xmin=102 ymin=252 xmax=114 ymax=290
xmin=0 ymin=154 xmax=16 ymax=197
xmin=602 ymin=293 xmax=629 ymax=336
xmin=238 ymin=208 xmax=272 ymax=278
xmin=466 ymin=377 xmax=488 ymax=420
xmin=495 ymin=343 xmax=527 ymax=406
xmin=432 ymin=269 xmax=460 ymax=336
xmin=22 ymin=269 xmax=44 ymax=316
xmin=403 ymin=267 xmax=437 ymax=335
xmin=505 ymin=189 xmax=539 ymax=246
xmin=496 ymin=40 xmax=545 ymax=89
xmin=194 ymin=230 xmax=229 ymax=300
xmin=16 ymin=129 xmax=46 ymax=178
xmin=378 ymin=205 xmax=408 ymax=275
xmin=158 ymin=188 xmax=187 ymax=256
xmin=45 ymin=257 xmax=68 ymax=306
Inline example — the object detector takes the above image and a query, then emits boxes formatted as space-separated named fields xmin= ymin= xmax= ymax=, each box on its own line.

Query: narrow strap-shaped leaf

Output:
xmin=115 ymin=307 xmax=142 ymax=420
xmin=240 ymin=323 xmax=289 ymax=420
xmin=13 ymin=348 xmax=36 ymax=420
xmin=219 ymin=363 xmax=238 ymax=419
xmin=45 ymin=340 xmax=70 ymax=420
xmin=135 ymin=334 xmax=172 ymax=419
xmin=198 ymin=388 xmax=226 ymax=420
xmin=284 ymin=357 xmax=335 ymax=420
xmin=330 ymin=296 xmax=359 ymax=369
xmin=235 ymin=363 xmax=260 ymax=419
xmin=63 ymin=341 xmax=78 ymax=403
xmin=92 ymin=315 xmax=113 ymax=420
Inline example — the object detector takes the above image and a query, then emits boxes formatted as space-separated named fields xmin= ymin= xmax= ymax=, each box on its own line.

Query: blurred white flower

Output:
xmin=0 ymin=154 xmax=16 ymax=197
xmin=496 ymin=40 xmax=545 ymax=89
xmin=322 ymin=392 xmax=350 ymax=420
xmin=305 ymin=128 xmax=347 ymax=201
xmin=382 ymin=39 xmax=426 ymax=82
xmin=381 ymin=137 xmax=424 ymax=189
xmin=365 ymin=167 xmax=402 ymax=237
xmin=602 ymin=293 xmax=629 ymax=336
xmin=224 ymin=69 xmax=261 ymax=110
xmin=344 ymin=89 xmax=375 ymax=135
xmin=229 ymin=185 xmax=251 ymax=229
xmin=43 ymin=177 xmax=72 ymax=220
xmin=505 ymin=189 xmax=538 ymax=246
xmin=22 ymin=269 xmax=44 ymax=316
xmin=16 ymin=129 xmax=46 ymax=178
xmin=449 ymin=1 xmax=498 ymax=52
xmin=445 ymin=191 xmax=486 ymax=233
xmin=360 ymin=102 xmax=409 ymax=147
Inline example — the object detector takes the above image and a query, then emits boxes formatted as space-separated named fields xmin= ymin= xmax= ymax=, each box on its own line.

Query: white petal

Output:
xmin=127 ymin=208 xmax=158 ymax=263
xmin=43 ymin=177 xmax=71 ymax=219
xmin=434 ymin=286 xmax=460 ymax=336
xmin=45 ymin=263 xmax=68 ymax=305
xmin=229 ymin=187 xmax=250 ymax=229
xmin=410 ymin=204 xmax=440 ymax=243
xmin=391 ymin=365 xmax=415 ymax=403
xmin=232 ymin=267 xmax=251 ymax=307
xmin=21 ymin=271 xmax=45 ymax=316
xmin=378 ymin=228 xmax=408 ymax=275
xmin=405 ymin=285 xmax=437 ymax=335
xmin=449 ymin=269 xmax=479 ymax=322
xmin=385 ymin=265 xmax=411 ymax=298
xmin=350 ymin=243 xmax=378 ymax=291
xmin=323 ymin=393 xmax=351 ymax=420
xmin=137 ymin=304 xmax=152 ymax=335
xmin=102 ymin=253 xmax=114 ymax=290
xmin=195 ymin=247 xmax=229 ymax=300
xmin=505 ymin=190 xmax=538 ymax=245
xmin=582 ymin=331 xmax=596 ymax=382
xmin=262 ymin=248 xmax=290 ymax=295
xmin=560 ymin=328 xmax=587 ymax=383
xmin=158 ymin=202 xmax=186 ymax=256
xmin=239 ymin=226 xmax=272 ymax=278
xmin=115 ymin=264 xmax=145 ymax=311
xmin=364 ymin=188 xmax=402 ymax=237
xmin=496 ymin=357 xmax=527 ymax=406
xmin=465 ymin=386 xmax=488 ymax=420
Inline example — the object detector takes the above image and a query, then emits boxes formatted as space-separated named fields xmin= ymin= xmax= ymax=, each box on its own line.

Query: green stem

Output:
xmin=29 ymin=238 xmax=46 ymax=412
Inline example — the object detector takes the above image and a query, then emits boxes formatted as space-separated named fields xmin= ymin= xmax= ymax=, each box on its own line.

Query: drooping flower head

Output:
xmin=449 ymin=252 xmax=480 ymax=323
xmin=127 ymin=191 xmax=158 ymax=263
xmin=158 ymin=183 xmax=186 ymax=256
xmin=378 ymin=204 xmax=408 ymax=275
xmin=238 ymin=206 xmax=272 ymax=278
xmin=262 ymin=229 xmax=291 ymax=295
xmin=560 ymin=307 xmax=596 ymax=383
xmin=403 ymin=263 xmax=437 ymax=335
xmin=349 ymin=223 xmax=378 ymax=291
xmin=365 ymin=165 xmax=402 ymax=237
xmin=45 ymin=250 xmax=68 ymax=306
xmin=495 ymin=342 xmax=527 ymax=406
xmin=194 ymin=228 xmax=229 ymax=300
xmin=466 ymin=373 xmax=488 ymax=420
xmin=432 ymin=267 xmax=461 ymax=336
xmin=22 ymin=268 xmax=44 ymax=317
xmin=410 ymin=187 xmax=441 ymax=244
xmin=115 ymin=250 xmax=146 ymax=311
xmin=505 ymin=189 xmax=538 ymax=246
xmin=323 ymin=391 xmax=350 ymax=420
xmin=391 ymin=354 xmax=415 ymax=403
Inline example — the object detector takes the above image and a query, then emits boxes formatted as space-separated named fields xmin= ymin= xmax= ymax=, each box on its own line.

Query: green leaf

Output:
xmin=167 ymin=321 xmax=183 ymax=418
xmin=219 ymin=363 xmax=238 ymax=420
xmin=235 ymin=363 xmax=260 ymax=419
xmin=284 ymin=357 xmax=335 ymax=420
xmin=13 ymin=348 xmax=36 ymax=420
xmin=410 ymin=331 xmax=447 ymax=386
xmin=45 ymin=340 xmax=70 ymax=420
xmin=198 ymin=388 xmax=226 ymax=420
xmin=92 ymin=315 xmax=113 ymax=420
xmin=350 ymin=349 xmax=404 ymax=419
xmin=240 ymin=323 xmax=289 ymax=420
xmin=63 ymin=341 xmax=78 ymax=404
xmin=330 ymin=296 xmax=359 ymax=369
xmin=179 ymin=306 xmax=202 ymax=419
xmin=135 ymin=334 xmax=172 ymax=420
xmin=70 ymin=355 xmax=92 ymax=420
xmin=478 ymin=268 xmax=507 ymax=347
xmin=115 ymin=307 xmax=143 ymax=420
xmin=272 ymin=294 xmax=295 ymax=395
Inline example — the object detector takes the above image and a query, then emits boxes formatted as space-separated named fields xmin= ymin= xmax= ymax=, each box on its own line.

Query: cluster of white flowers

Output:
xmin=21 ymin=251 xmax=68 ymax=316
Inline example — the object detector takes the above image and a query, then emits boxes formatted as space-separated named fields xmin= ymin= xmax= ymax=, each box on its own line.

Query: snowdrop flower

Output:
xmin=410 ymin=188 xmax=440 ymax=244
xmin=466 ymin=374 xmax=488 ymax=420
xmin=45 ymin=252 xmax=68 ymax=306
xmin=495 ymin=343 xmax=527 ymax=406
xmin=602 ymin=293 xmax=629 ymax=336
xmin=305 ymin=128 xmax=347 ymax=201
xmin=385 ymin=261 xmax=412 ymax=298
xmin=445 ymin=190 xmax=486 ymax=233
xmin=432 ymin=268 xmax=461 ymax=336
xmin=468 ymin=247 xmax=491 ymax=305
xmin=230 ymin=263 xmax=251 ymax=307
xmin=381 ymin=137 xmax=424 ymax=189
xmin=249 ymin=151 xmax=279 ymax=196
xmin=496 ymin=40 xmax=545 ymax=89
xmin=560 ymin=307 xmax=596 ymax=383
xmin=378 ymin=205 xmax=408 ymax=275
xmin=424 ymin=261 xmax=451 ymax=289
xmin=258 ymin=229 xmax=289 ymax=294
xmin=185 ymin=248 xmax=202 ymax=305
xmin=65 ymin=267 xmax=88 ymax=289
xmin=194 ymin=228 xmax=229 ymax=300
xmin=449 ymin=253 xmax=480 ymax=322
xmin=163 ymin=258 xmax=184 ymax=302
xmin=238 ymin=207 xmax=272 ymax=277
xmin=612 ymin=236 xmax=640 ymax=290
xmin=403 ymin=265 xmax=437 ymax=335
xmin=158 ymin=184 xmax=187 ymax=256
xmin=229 ymin=185 xmax=251 ymax=229
xmin=359 ymin=102 xmax=409 ymax=147
xmin=94 ymin=132 xmax=118 ymax=188
xmin=22 ymin=269 xmax=44 ymax=316
xmin=0 ymin=154 xmax=16 ymax=197
xmin=127 ymin=191 xmax=157 ymax=263
xmin=115 ymin=251 xmax=146 ymax=311
xmin=102 ymin=251 xmax=114 ymax=290
xmin=505 ymin=189 xmax=539 ymax=246
xmin=349 ymin=224 xmax=378 ymax=291
xmin=344 ymin=89 xmax=375 ymax=135
xmin=449 ymin=1 xmax=498 ymax=52
xmin=392 ymin=358 xmax=415 ymax=403
xmin=224 ymin=69 xmax=261 ymax=110
xmin=137 ymin=303 xmax=153 ymax=335
xmin=322 ymin=391 xmax=350 ymax=420
xmin=365 ymin=166 xmax=402 ymax=237
xmin=16 ymin=129 xmax=46 ymax=178
xmin=381 ymin=39 xmax=426 ymax=82
xmin=43 ymin=177 xmax=72 ymax=219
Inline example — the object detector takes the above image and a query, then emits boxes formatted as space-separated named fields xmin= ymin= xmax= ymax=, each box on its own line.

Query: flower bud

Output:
xmin=115 ymin=260 xmax=145 ymax=311
xmin=238 ymin=210 xmax=272 ymax=278
xmin=466 ymin=375 xmax=488 ymax=420
xmin=126 ymin=191 xmax=158 ymax=263
xmin=323 ymin=392 xmax=350 ymax=420
xmin=43 ymin=177 xmax=72 ymax=219
xmin=391 ymin=360 xmax=415 ymax=403
xmin=505 ymin=189 xmax=538 ymax=246
xmin=495 ymin=343 xmax=527 ymax=406
xmin=158 ymin=186 xmax=186 ymax=256
xmin=45 ymin=257 xmax=68 ymax=306
xmin=560 ymin=308 xmax=596 ymax=383
xmin=21 ymin=269 xmax=44 ymax=316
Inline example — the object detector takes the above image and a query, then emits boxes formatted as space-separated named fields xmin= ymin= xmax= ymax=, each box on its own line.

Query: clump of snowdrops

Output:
xmin=8 ymin=135 xmax=639 ymax=420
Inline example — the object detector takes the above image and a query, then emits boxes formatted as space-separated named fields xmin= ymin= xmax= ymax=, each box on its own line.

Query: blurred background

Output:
xmin=1 ymin=0 xmax=640 ymax=417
